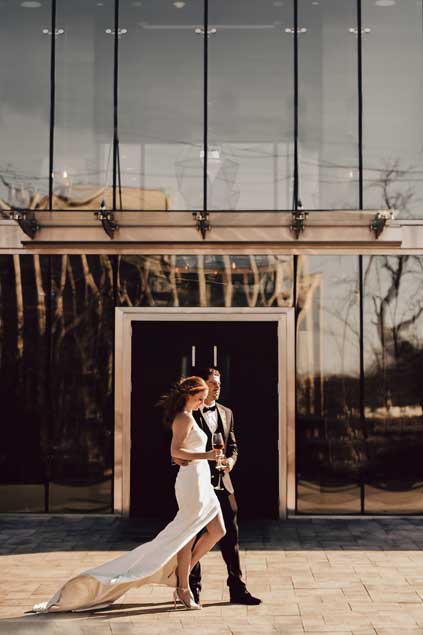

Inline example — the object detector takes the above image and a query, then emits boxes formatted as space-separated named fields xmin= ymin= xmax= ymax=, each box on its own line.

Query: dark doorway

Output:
xmin=130 ymin=320 xmax=279 ymax=521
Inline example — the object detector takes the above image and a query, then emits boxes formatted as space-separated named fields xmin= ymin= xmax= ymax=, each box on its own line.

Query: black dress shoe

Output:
xmin=229 ymin=590 xmax=262 ymax=605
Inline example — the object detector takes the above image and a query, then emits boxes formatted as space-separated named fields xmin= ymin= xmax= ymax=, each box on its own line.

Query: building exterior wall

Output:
xmin=1 ymin=3 xmax=423 ymax=515
xmin=1 ymin=254 xmax=422 ymax=515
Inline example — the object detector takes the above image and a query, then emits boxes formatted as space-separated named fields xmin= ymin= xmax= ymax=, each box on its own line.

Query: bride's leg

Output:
xmin=177 ymin=536 xmax=196 ymax=589
xmin=190 ymin=514 xmax=226 ymax=571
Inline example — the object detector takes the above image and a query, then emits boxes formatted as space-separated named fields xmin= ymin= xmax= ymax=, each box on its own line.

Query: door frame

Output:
xmin=114 ymin=307 xmax=296 ymax=519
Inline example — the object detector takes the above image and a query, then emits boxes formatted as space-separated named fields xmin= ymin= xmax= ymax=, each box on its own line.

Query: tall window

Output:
xmin=0 ymin=2 xmax=50 ymax=208
xmin=298 ymin=0 xmax=359 ymax=210
xmin=118 ymin=0 xmax=204 ymax=210
xmin=362 ymin=0 xmax=423 ymax=218
xmin=208 ymin=0 xmax=294 ymax=210
xmin=53 ymin=0 xmax=114 ymax=210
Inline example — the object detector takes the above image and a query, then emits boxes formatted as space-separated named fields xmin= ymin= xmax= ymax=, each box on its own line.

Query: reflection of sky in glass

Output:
xmin=298 ymin=0 xmax=359 ymax=210
xmin=363 ymin=0 xmax=423 ymax=216
xmin=0 ymin=1 xmax=423 ymax=213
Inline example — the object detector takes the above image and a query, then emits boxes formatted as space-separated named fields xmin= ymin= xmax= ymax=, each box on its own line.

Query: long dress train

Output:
xmin=33 ymin=418 xmax=223 ymax=613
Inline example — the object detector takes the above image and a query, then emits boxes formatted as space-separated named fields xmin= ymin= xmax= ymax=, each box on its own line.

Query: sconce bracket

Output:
xmin=95 ymin=202 xmax=118 ymax=239
xmin=193 ymin=211 xmax=211 ymax=240
xmin=9 ymin=209 xmax=40 ymax=240
xmin=370 ymin=210 xmax=396 ymax=239
xmin=290 ymin=209 xmax=309 ymax=240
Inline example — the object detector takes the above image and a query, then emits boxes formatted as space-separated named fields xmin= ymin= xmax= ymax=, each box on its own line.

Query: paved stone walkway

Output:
xmin=2 ymin=516 xmax=423 ymax=634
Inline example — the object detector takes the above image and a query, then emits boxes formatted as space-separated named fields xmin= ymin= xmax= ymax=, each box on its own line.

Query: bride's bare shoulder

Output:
xmin=172 ymin=411 xmax=193 ymax=430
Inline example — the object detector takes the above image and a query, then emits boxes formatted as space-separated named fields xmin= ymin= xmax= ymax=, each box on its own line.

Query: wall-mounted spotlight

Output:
xmin=95 ymin=201 xmax=118 ymax=239
xmin=42 ymin=27 xmax=64 ymax=37
xmin=9 ymin=209 xmax=40 ymax=240
xmin=193 ymin=210 xmax=211 ymax=240
xmin=105 ymin=28 xmax=128 ymax=37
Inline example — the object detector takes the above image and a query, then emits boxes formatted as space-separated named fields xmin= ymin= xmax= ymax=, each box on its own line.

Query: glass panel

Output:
xmin=296 ymin=256 xmax=362 ymax=513
xmin=208 ymin=0 xmax=293 ymax=210
xmin=363 ymin=256 xmax=423 ymax=512
xmin=298 ymin=0 xmax=359 ymax=210
xmin=0 ymin=256 xmax=49 ymax=512
xmin=49 ymin=256 xmax=114 ymax=512
xmin=0 ymin=1 xmax=50 ymax=208
xmin=117 ymin=255 xmax=294 ymax=307
xmin=118 ymin=0 xmax=204 ymax=210
xmin=362 ymin=1 xmax=423 ymax=218
xmin=53 ymin=0 xmax=114 ymax=210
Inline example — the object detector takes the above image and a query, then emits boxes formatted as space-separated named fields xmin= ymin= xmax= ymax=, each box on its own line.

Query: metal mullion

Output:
xmin=357 ymin=0 xmax=364 ymax=211
xmin=293 ymin=0 xmax=299 ymax=210
xmin=357 ymin=0 xmax=366 ymax=514
xmin=203 ymin=0 xmax=208 ymax=213
xmin=113 ymin=0 xmax=120 ymax=211
xmin=359 ymin=255 xmax=365 ymax=514
xmin=48 ymin=0 xmax=57 ymax=211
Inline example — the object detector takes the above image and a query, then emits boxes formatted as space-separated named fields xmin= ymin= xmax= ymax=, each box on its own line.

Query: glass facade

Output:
xmin=0 ymin=1 xmax=50 ymax=207
xmin=296 ymin=254 xmax=423 ymax=514
xmin=208 ymin=0 xmax=293 ymax=210
xmin=1 ymin=1 xmax=423 ymax=215
xmin=362 ymin=0 xmax=423 ymax=217
xmin=296 ymin=255 xmax=362 ymax=513
xmin=0 ymin=255 xmax=114 ymax=513
xmin=363 ymin=256 xmax=423 ymax=512
xmin=1 ymin=254 xmax=423 ymax=514
xmin=298 ymin=0 xmax=359 ymax=210
xmin=53 ymin=0 xmax=114 ymax=210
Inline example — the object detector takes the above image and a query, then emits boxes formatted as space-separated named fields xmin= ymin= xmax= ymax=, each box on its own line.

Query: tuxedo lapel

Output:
xmin=217 ymin=404 xmax=228 ymax=442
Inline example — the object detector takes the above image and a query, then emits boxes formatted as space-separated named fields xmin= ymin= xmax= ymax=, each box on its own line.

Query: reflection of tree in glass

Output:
xmin=368 ymin=159 xmax=420 ymax=215
xmin=364 ymin=255 xmax=423 ymax=412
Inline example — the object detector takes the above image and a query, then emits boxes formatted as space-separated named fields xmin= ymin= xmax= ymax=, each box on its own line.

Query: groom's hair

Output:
xmin=198 ymin=367 xmax=220 ymax=381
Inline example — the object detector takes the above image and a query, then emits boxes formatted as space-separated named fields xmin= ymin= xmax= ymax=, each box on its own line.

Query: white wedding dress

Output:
xmin=33 ymin=417 xmax=222 ymax=613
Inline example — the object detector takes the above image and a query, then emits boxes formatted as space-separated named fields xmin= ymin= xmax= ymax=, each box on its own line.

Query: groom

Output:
xmin=189 ymin=367 xmax=261 ymax=606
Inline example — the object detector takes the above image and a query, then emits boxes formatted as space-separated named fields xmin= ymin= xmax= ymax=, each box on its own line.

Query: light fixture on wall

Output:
xmin=95 ymin=200 xmax=118 ymax=239
xmin=105 ymin=28 xmax=128 ymax=37
xmin=375 ymin=0 xmax=396 ymax=5
xmin=285 ymin=27 xmax=307 ymax=34
xmin=195 ymin=27 xmax=217 ymax=36
xmin=349 ymin=27 xmax=371 ymax=35
xmin=42 ymin=27 xmax=64 ymax=37
xmin=173 ymin=1 xmax=186 ymax=8
xmin=370 ymin=209 xmax=397 ymax=239
xmin=9 ymin=209 xmax=40 ymax=240
xmin=20 ymin=1 xmax=42 ymax=7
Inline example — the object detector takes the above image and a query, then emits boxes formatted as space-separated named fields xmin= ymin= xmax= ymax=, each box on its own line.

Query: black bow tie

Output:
xmin=203 ymin=405 xmax=217 ymax=413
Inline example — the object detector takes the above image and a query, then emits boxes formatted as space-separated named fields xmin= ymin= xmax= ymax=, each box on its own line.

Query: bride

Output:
xmin=33 ymin=376 xmax=225 ymax=613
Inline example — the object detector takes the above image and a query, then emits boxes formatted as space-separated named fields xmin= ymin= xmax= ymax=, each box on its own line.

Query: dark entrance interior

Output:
xmin=130 ymin=321 xmax=279 ymax=521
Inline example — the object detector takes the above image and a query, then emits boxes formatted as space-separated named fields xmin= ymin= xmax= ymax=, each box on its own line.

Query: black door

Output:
xmin=130 ymin=321 xmax=279 ymax=520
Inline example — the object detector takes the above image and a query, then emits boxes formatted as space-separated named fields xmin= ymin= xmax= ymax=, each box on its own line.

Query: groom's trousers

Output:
xmin=190 ymin=489 xmax=246 ymax=593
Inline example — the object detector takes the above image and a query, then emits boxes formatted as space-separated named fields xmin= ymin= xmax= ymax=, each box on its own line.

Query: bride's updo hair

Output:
xmin=158 ymin=376 xmax=208 ymax=426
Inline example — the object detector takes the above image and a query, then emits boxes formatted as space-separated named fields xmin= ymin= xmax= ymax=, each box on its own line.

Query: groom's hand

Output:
xmin=172 ymin=456 xmax=190 ymax=467
xmin=221 ymin=458 xmax=234 ymax=473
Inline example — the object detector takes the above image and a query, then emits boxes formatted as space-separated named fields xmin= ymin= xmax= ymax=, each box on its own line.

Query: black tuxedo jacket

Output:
xmin=193 ymin=403 xmax=238 ymax=494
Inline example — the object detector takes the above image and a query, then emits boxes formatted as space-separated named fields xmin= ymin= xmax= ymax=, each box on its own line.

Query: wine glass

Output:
xmin=212 ymin=432 xmax=225 ymax=490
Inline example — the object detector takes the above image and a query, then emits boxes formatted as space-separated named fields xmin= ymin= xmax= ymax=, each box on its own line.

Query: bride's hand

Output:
xmin=206 ymin=449 xmax=221 ymax=461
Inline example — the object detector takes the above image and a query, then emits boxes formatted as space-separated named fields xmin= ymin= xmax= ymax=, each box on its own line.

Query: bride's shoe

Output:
xmin=173 ymin=587 xmax=201 ymax=610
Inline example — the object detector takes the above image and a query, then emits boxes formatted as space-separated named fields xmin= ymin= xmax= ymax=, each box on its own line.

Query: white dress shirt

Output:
xmin=201 ymin=401 xmax=218 ymax=434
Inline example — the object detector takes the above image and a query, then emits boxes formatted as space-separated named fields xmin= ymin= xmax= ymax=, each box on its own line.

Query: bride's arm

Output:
xmin=171 ymin=413 xmax=218 ymax=461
